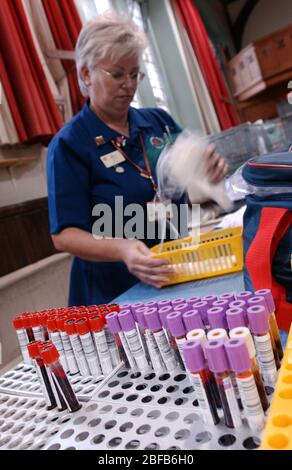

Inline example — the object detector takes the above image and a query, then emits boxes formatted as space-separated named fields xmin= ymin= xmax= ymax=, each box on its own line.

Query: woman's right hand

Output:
xmin=120 ymin=239 xmax=173 ymax=288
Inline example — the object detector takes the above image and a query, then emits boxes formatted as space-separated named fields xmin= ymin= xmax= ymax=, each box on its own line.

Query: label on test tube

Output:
xmin=69 ymin=334 xmax=90 ymax=377
xmin=145 ymin=329 xmax=165 ymax=372
xmin=236 ymin=375 xmax=265 ymax=432
xmin=104 ymin=326 xmax=120 ymax=367
xmin=221 ymin=376 xmax=242 ymax=427
xmin=124 ymin=329 xmax=149 ymax=371
xmin=175 ymin=337 xmax=188 ymax=368
xmin=253 ymin=334 xmax=278 ymax=386
xmin=190 ymin=373 xmax=216 ymax=426
xmin=93 ymin=330 xmax=113 ymax=375
xmin=79 ymin=331 xmax=102 ymax=376
xmin=15 ymin=328 xmax=31 ymax=364
xmin=50 ymin=331 xmax=69 ymax=372
xmin=119 ymin=331 xmax=136 ymax=369
xmin=32 ymin=326 xmax=43 ymax=342
xmin=60 ymin=331 xmax=79 ymax=375
xmin=153 ymin=330 xmax=177 ymax=371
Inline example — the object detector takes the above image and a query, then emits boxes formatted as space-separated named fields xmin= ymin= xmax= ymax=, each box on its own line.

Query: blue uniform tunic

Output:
xmin=47 ymin=102 xmax=182 ymax=306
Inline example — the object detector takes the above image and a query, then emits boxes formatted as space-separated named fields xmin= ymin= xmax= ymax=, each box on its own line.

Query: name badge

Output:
xmin=100 ymin=151 xmax=126 ymax=168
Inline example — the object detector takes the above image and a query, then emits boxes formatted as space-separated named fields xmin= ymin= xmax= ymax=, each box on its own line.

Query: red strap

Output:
xmin=246 ymin=207 xmax=292 ymax=331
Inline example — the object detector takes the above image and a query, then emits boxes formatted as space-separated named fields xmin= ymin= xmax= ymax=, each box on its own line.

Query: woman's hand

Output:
xmin=120 ymin=239 xmax=173 ymax=288
xmin=204 ymin=144 xmax=229 ymax=184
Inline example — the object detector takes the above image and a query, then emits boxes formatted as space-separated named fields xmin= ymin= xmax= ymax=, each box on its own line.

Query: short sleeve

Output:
xmin=47 ymin=134 xmax=92 ymax=234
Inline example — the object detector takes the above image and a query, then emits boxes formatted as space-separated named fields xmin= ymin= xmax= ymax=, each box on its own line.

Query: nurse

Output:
xmin=47 ymin=10 xmax=228 ymax=306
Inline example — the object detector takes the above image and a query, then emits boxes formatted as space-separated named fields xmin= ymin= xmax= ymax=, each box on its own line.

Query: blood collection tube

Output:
xmin=225 ymin=338 xmax=265 ymax=432
xmin=171 ymin=298 xmax=186 ymax=307
xmin=183 ymin=309 xmax=205 ymax=333
xmin=236 ymin=291 xmax=253 ymax=301
xmin=144 ymin=309 xmax=178 ymax=372
xmin=226 ymin=307 xmax=248 ymax=330
xmin=207 ymin=307 xmax=228 ymax=330
xmin=158 ymin=306 xmax=173 ymax=337
xmin=248 ymin=296 xmax=281 ymax=368
xmin=21 ymin=314 xmax=35 ymax=342
xmin=185 ymin=328 xmax=221 ymax=408
xmin=106 ymin=312 xmax=136 ymax=369
xmin=119 ymin=310 xmax=149 ymax=371
xmin=172 ymin=304 xmax=190 ymax=315
xmin=57 ymin=316 xmax=79 ymax=375
xmin=228 ymin=301 xmax=248 ymax=325
xmin=100 ymin=313 xmax=120 ymax=368
xmin=40 ymin=344 xmax=82 ymax=412
xmin=47 ymin=317 xmax=69 ymax=373
xmin=13 ymin=317 xmax=31 ymax=364
xmin=157 ymin=299 xmax=172 ymax=308
xmin=75 ymin=318 xmax=102 ymax=376
xmin=38 ymin=343 xmax=67 ymax=411
xmin=212 ymin=300 xmax=230 ymax=322
xmin=39 ymin=312 xmax=50 ymax=341
xmin=207 ymin=328 xmax=228 ymax=342
xmin=89 ymin=315 xmax=113 ymax=375
xmin=27 ymin=341 xmax=57 ymax=410
xmin=218 ymin=292 xmax=235 ymax=302
xmin=247 ymin=305 xmax=278 ymax=387
xmin=183 ymin=341 xmax=220 ymax=425
xmin=166 ymin=311 xmax=187 ymax=369
xmin=229 ymin=326 xmax=269 ymax=412
xmin=135 ymin=309 xmax=165 ymax=373
xmin=205 ymin=339 xmax=242 ymax=428
xmin=144 ymin=300 xmax=158 ymax=309
xmin=192 ymin=301 xmax=209 ymax=325
xmin=186 ymin=296 xmax=201 ymax=306
xmin=64 ymin=319 xmax=90 ymax=377
xmin=254 ymin=289 xmax=284 ymax=360
xmin=30 ymin=314 xmax=43 ymax=341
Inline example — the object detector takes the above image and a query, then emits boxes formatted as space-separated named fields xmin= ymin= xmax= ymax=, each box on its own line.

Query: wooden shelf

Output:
xmin=0 ymin=157 xmax=38 ymax=169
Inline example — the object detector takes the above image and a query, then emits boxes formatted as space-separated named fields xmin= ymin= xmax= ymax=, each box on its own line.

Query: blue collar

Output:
xmin=81 ymin=101 xmax=152 ymax=145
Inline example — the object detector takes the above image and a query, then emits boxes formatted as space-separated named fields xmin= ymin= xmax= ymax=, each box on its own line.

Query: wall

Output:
xmin=228 ymin=0 xmax=292 ymax=48
xmin=0 ymin=145 xmax=48 ymax=208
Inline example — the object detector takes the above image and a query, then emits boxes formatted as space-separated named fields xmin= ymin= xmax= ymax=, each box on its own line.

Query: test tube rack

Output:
xmin=260 ymin=325 xmax=292 ymax=450
xmin=0 ymin=362 xmax=272 ymax=450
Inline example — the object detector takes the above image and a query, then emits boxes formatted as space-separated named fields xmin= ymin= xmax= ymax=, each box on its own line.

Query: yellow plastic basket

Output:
xmin=150 ymin=226 xmax=243 ymax=286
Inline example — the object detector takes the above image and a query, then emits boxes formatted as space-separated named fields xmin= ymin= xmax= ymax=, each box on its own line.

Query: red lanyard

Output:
xmin=111 ymin=133 xmax=158 ymax=192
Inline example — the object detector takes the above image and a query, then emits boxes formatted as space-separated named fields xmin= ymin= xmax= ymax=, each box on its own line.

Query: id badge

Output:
xmin=100 ymin=151 xmax=125 ymax=168
xmin=147 ymin=197 xmax=173 ymax=222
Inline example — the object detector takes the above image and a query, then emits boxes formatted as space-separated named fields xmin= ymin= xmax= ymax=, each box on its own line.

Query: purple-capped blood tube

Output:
xmin=207 ymin=307 xmax=228 ymax=330
xmin=166 ymin=311 xmax=187 ymax=369
xmin=225 ymin=338 xmax=265 ymax=432
xmin=248 ymin=296 xmax=281 ymax=369
xmin=119 ymin=310 xmax=149 ymax=371
xmin=218 ymin=292 xmax=235 ymax=302
xmin=186 ymin=296 xmax=201 ymax=306
xmin=171 ymin=298 xmax=186 ymax=307
xmin=192 ymin=301 xmax=209 ymax=325
xmin=183 ymin=310 xmax=204 ymax=333
xmin=205 ymin=339 xmax=242 ymax=428
xmin=183 ymin=341 xmax=219 ymax=426
xmin=226 ymin=307 xmax=248 ymax=330
xmin=254 ymin=289 xmax=283 ymax=360
xmin=247 ymin=305 xmax=278 ymax=386
xmin=157 ymin=299 xmax=172 ymax=308
xmin=236 ymin=291 xmax=253 ymax=301
xmin=106 ymin=312 xmax=136 ymax=369
xmin=144 ymin=300 xmax=158 ymax=309
xmin=229 ymin=326 xmax=269 ymax=412
xmin=173 ymin=304 xmax=190 ymax=315
xmin=144 ymin=309 xmax=177 ymax=372
xmin=229 ymin=300 xmax=248 ymax=324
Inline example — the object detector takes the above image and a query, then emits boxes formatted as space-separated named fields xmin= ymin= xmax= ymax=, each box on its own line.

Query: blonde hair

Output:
xmin=75 ymin=10 xmax=147 ymax=96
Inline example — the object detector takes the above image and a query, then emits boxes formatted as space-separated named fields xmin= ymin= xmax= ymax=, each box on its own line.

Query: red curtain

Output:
xmin=0 ymin=0 xmax=63 ymax=143
xmin=42 ymin=0 xmax=84 ymax=115
xmin=173 ymin=0 xmax=239 ymax=130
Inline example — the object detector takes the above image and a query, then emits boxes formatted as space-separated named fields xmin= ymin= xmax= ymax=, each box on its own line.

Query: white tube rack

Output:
xmin=0 ymin=363 xmax=273 ymax=450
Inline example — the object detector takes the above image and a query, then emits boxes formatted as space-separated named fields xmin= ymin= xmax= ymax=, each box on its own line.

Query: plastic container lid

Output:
xmin=89 ymin=315 xmax=105 ymax=332
xmin=225 ymin=338 xmax=252 ymax=373
xmin=64 ymin=319 xmax=76 ymax=336
xmin=166 ymin=311 xmax=186 ymax=337
xmin=182 ymin=310 xmax=204 ymax=332
xmin=13 ymin=317 xmax=23 ymax=329
xmin=27 ymin=341 xmax=42 ymax=359
xmin=205 ymin=339 xmax=229 ymax=373
xmin=183 ymin=341 xmax=206 ymax=372
xmin=75 ymin=318 xmax=90 ymax=335
xmin=39 ymin=344 xmax=60 ymax=366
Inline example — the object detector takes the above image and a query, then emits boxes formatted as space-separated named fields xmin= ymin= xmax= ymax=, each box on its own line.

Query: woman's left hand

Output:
xmin=204 ymin=144 xmax=229 ymax=184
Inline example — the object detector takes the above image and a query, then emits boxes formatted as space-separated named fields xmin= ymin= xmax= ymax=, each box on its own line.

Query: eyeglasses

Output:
xmin=99 ymin=68 xmax=145 ymax=84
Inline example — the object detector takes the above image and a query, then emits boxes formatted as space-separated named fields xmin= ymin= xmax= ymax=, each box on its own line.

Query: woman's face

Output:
xmin=83 ymin=55 xmax=140 ymax=116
